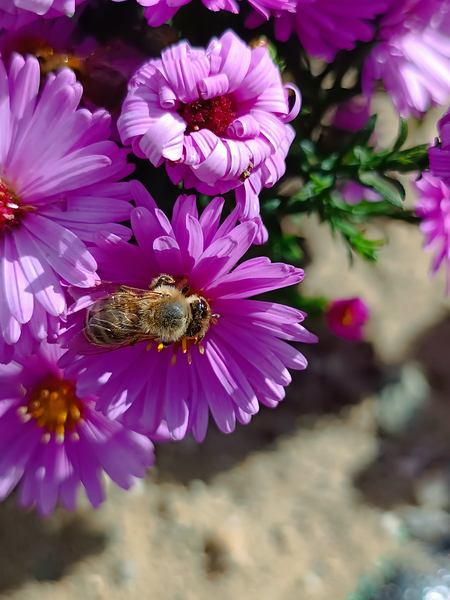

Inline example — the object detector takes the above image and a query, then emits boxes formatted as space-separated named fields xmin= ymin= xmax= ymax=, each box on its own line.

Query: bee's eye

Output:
xmin=197 ymin=300 xmax=206 ymax=315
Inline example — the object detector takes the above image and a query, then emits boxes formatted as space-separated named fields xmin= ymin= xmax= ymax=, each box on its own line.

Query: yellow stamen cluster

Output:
xmin=19 ymin=377 xmax=83 ymax=444
xmin=10 ymin=37 xmax=83 ymax=76
xmin=151 ymin=336 xmax=205 ymax=366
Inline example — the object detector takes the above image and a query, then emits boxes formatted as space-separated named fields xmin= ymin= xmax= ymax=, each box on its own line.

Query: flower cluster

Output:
xmin=1 ymin=0 xmax=445 ymax=519
xmin=0 ymin=22 xmax=317 ymax=514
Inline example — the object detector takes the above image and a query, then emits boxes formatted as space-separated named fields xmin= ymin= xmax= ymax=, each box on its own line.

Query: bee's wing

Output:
xmin=70 ymin=329 xmax=160 ymax=355
xmin=69 ymin=282 xmax=169 ymax=303
xmin=68 ymin=281 xmax=122 ymax=302
xmin=74 ymin=288 xmax=171 ymax=355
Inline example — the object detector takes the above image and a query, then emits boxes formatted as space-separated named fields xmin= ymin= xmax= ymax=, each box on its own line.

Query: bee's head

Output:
xmin=185 ymin=296 xmax=211 ymax=338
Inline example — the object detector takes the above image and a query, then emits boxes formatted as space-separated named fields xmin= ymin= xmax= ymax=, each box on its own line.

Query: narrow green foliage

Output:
xmin=358 ymin=171 xmax=404 ymax=208
xmin=264 ymin=115 xmax=429 ymax=263
xmin=266 ymin=39 xmax=286 ymax=74
xmin=331 ymin=219 xmax=385 ymax=263
xmin=392 ymin=118 xmax=408 ymax=152
xmin=268 ymin=231 xmax=303 ymax=264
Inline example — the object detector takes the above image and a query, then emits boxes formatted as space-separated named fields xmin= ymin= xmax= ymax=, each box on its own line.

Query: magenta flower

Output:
xmin=429 ymin=108 xmax=450 ymax=188
xmin=246 ymin=0 xmax=389 ymax=62
xmin=363 ymin=0 xmax=450 ymax=117
xmin=325 ymin=297 xmax=370 ymax=340
xmin=414 ymin=172 xmax=450 ymax=293
xmin=0 ymin=54 xmax=133 ymax=363
xmin=0 ymin=0 xmax=86 ymax=31
xmin=60 ymin=181 xmax=317 ymax=442
xmin=0 ymin=14 xmax=82 ymax=65
xmin=117 ymin=31 xmax=300 ymax=244
xmin=0 ymin=341 xmax=154 ymax=516
xmin=110 ymin=0 xmax=294 ymax=28
xmin=0 ymin=15 xmax=147 ymax=119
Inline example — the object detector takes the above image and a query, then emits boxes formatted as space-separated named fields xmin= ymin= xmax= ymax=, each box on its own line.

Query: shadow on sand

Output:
xmin=354 ymin=313 xmax=450 ymax=510
xmin=0 ymin=496 xmax=107 ymax=593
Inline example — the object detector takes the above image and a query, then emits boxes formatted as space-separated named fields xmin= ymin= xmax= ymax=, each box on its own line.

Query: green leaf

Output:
xmin=292 ymin=181 xmax=316 ymax=202
xmin=269 ymin=233 xmax=303 ymax=264
xmin=335 ymin=219 xmax=385 ymax=262
xmin=351 ymin=115 xmax=377 ymax=148
xmin=310 ymin=173 xmax=334 ymax=191
xmin=353 ymin=146 xmax=373 ymax=166
xmin=262 ymin=198 xmax=281 ymax=213
xmin=321 ymin=153 xmax=339 ymax=171
xmin=358 ymin=171 xmax=405 ymax=208
xmin=389 ymin=143 xmax=430 ymax=169
xmin=392 ymin=118 xmax=408 ymax=153
xmin=299 ymin=139 xmax=316 ymax=159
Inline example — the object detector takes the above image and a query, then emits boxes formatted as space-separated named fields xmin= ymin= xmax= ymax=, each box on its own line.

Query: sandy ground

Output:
xmin=2 ymin=102 xmax=450 ymax=600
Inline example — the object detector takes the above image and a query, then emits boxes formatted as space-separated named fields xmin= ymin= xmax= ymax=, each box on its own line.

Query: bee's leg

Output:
xmin=151 ymin=274 xmax=176 ymax=289
xmin=181 ymin=285 xmax=190 ymax=295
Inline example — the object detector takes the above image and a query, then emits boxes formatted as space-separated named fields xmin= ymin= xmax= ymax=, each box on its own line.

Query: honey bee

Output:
xmin=81 ymin=275 xmax=216 ymax=357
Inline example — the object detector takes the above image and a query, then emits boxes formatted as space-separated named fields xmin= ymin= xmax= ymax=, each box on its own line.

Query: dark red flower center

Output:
xmin=0 ymin=178 xmax=35 ymax=234
xmin=178 ymin=95 xmax=237 ymax=136
xmin=0 ymin=180 xmax=20 ymax=230
xmin=20 ymin=376 xmax=84 ymax=443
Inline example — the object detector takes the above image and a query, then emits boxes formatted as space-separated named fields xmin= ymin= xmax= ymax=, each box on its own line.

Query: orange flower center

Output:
xmin=20 ymin=376 xmax=84 ymax=443
xmin=9 ymin=37 xmax=83 ymax=76
xmin=341 ymin=307 xmax=354 ymax=327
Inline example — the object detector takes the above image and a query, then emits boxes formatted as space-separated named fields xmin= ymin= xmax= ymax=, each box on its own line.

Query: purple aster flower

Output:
xmin=414 ymin=172 xmax=450 ymax=294
xmin=110 ymin=0 xmax=294 ymax=28
xmin=0 ymin=14 xmax=82 ymax=65
xmin=246 ymin=0 xmax=389 ymax=62
xmin=59 ymin=181 xmax=317 ymax=442
xmin=363 ymin=0 xmax=450 ymax=118
xmin=0 ymin=53 xmax=134 ymax=363
xmin=0 ymin=15 xmax=147 ymax=118
xmin=117 ymin=30 xmax=300 ymax=244
xmin=325 ymin=297 xmax=370 ymax=340
xmin=0 ymin=0 xmax=87 ymax=31
xmin=0 ymin=341 xmax=154 ymax=516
